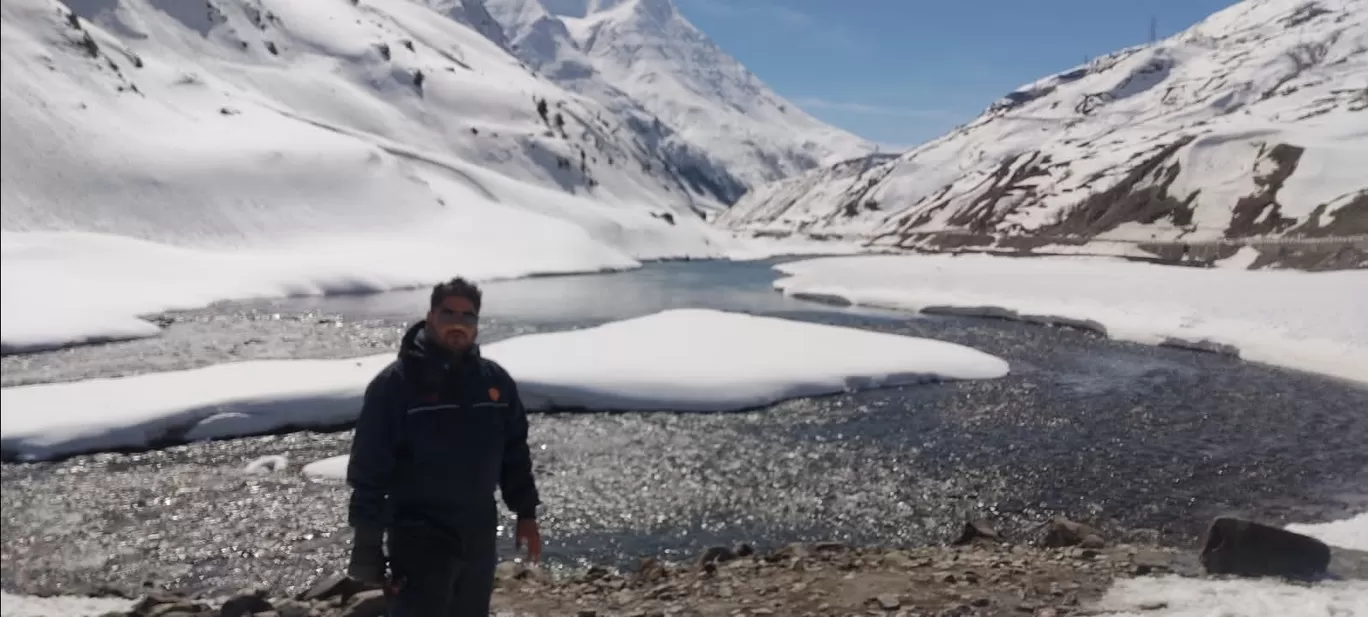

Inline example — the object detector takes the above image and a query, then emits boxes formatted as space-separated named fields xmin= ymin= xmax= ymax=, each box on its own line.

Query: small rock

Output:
xmin=873 ymin=593 xmax=901 ymax=610
xmin=495 ymin=561 xmax=527 ymax=582
xmin=1124 ymin=528 xmax=1163 ymax=544
xmin=882 ymin=550 xmax=914 ymax=568
xmin=242 ymin=455 xmax=288 ymax=474
xmin=301 ymin=575 xmax=362 ymax=602
xmin=219 ymin=589 xmax=272 ymax=617
xmin=1080 ymin=535 xmax=1106 ymax=549
xmin=1036 ymin=609 xmax=1058 ymax=617
xmin=636 ymin=557 xmax=668 ymax=584
xmin=1131 ymin=548 xmax=1175 ymax=576
xmin=582 ymin=565 xmax=611 ymax=581
xmin=269 ymin=599 xmax=310 ymax=617
xmin=697 ymin=545 xmax=737 ymax=566
xmin=148 ymin=603 xmax=207 ymax=617
xmin=340 ymin=590 xmax=386 ymax=617
xmin=1040 ymin=516 xmax=1104 ymax=548
xmin=768 ymin=543 xmax=810 ymax=562
xmin=813 ymin=541 xmax=849 ymax=553
xmin=953 ymin=519 xmax=1001 ymax=545
xmin=735 ymin=543 xmax=755 ymax=558
xmin=576 ymin=610 xmax=598 ymax=617
xmin=133 ymin=592 xmax=183 ymax=612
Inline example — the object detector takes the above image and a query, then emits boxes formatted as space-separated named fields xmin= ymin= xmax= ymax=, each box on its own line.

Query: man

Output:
xmin=345 ymin=277 xmax=542 ymax=616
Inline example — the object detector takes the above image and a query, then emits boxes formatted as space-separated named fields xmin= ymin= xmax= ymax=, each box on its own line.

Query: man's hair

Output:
xmin=429 ymin=277 xmax=482 ymax=313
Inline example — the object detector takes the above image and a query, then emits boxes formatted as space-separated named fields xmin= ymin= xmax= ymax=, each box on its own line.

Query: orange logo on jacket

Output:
xmin=488 ymin=387 xmax=501 ymax=402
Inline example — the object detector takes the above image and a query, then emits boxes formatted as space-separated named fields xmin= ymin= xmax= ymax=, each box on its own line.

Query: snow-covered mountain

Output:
xmin=719 ymin=0 xmax=1368 ymax=253
xmin=483 ymin=0 xmax=875 ymax=199
xmin=0 ymin=0 xmax=770 ymax=256
xmin=0 ymin=0 xmax=869 ymax=352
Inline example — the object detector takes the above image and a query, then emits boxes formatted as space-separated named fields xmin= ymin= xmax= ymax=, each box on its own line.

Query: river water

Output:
xmin=2 ymin=257 xmax=1366 ymax=596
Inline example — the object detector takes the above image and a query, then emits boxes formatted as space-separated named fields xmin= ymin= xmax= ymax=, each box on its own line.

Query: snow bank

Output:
xmin=0 ymin=226 xmax=639 ymax=354
xmin=462 ymin=308 xmax=1007 ymax=411
xmin=1286 ymin=511 xmax=1368 ymax=552
xmin=1094 ymin=575 xmax=1368 ymax=617
xmin=0 ymin=591 xmax=133 ymax=617
xmin=302 ymin=454 xmax=349 ymax=480
xmin=720 ymin=234 xmax=872 ymax=261
xmin=773 ymin=254 xmax=1368 ymax=386
xmin=0 ymin=309 xmax=1008 ymax=461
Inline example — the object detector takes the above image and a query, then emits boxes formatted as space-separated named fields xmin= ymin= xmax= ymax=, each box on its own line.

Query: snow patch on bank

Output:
xmin=773 ymin=254 xmax=1368 ymax=386
xmin=0 ymin=591 xmax=134 ymax=617
xmin=0 ymin=227 xmax=639 ymax=354
xmin=483 ymin=308 xmax=1008 ymax=411
xmin=1286 ymin=511 xmax=1368 ymax=553
xmin=0 ymin=309 xmax=1007 ymax=461
xmin=302 ymin=454 xmax=349 ymax=480
xmin=1094 ymin=575 xmax=1368 ymax=617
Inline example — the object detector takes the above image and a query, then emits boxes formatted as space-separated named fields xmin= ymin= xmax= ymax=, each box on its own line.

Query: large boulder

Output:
xmin=1200 ymin=517 xmax=1331 ymax=580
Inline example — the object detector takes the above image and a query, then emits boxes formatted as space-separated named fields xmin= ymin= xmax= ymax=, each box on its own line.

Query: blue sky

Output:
xmin=674 ymin=0 xmax=1238 ymax=150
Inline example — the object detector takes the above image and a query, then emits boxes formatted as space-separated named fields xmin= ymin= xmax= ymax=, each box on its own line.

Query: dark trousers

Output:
xmin=386 ymin=513 xmax=497 ymax=617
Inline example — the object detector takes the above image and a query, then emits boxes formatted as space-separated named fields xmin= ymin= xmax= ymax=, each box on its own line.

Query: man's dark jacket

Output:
xmin=346 ymin=321 xmax=540 ymax=533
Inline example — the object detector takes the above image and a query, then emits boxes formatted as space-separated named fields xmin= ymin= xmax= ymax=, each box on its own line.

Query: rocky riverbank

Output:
xmin=81 ymin=528 xmax=1199 ymax=617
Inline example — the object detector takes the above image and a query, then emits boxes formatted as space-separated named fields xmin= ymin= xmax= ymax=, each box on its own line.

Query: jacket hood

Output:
xmin=399 ymin=320 xmax=481 ymax=368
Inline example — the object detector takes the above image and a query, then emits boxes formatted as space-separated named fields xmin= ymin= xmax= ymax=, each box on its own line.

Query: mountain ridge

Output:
xmin=717 ymin=0 xmax=1368 ymax=266
xmin=484 ymin=0 xmax=875 ymax=198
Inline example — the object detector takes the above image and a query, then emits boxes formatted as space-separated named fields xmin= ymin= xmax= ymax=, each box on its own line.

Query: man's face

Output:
xmin=427 ymin=295 xmax=479 ymax=353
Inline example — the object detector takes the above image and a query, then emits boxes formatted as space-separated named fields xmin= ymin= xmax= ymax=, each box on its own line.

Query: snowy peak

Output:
xmin=587 ymin=0 xmax=676 ymax=22
xmin=418 ymin=0 xmax=513 ymax=51
xmin=720 ymin=0 xmax=1368 ymax=264
xmin=485 ymin=0 xmax=874 ymax=194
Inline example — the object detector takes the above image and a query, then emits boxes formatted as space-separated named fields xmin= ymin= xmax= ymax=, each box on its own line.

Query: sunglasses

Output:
xmin=434 ymin=307 xmax=479 ymax=327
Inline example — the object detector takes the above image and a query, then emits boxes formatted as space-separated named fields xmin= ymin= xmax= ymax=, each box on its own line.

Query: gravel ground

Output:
xmin=84 ymin=540 xmax=1206 ymax=617
xmin=4 ymin=308 xmax=1367 ymax=599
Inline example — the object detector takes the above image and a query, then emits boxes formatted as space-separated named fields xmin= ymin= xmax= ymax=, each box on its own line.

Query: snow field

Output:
xmin=773 ymin=254 xmax=1368 ymax=386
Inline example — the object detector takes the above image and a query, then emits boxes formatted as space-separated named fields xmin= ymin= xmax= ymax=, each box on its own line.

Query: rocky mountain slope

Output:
xmin=484 ymin=0 xmax=875 ymax=201
xmin=717 ymin=0 xmax=1368 ymax=256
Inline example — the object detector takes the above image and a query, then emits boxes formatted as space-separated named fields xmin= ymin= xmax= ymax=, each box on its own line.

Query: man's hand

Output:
xmin=514 ymin=518 xmax=542 ymax=564
xmin=347 ymin=527 xmax=387 ymax=585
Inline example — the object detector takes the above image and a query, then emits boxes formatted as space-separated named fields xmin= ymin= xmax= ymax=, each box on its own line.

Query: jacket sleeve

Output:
xmin=346 ymin=368 xmax=403 ymax=531
xmin=498 ymin=372 xmax=541 ymax=520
